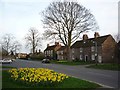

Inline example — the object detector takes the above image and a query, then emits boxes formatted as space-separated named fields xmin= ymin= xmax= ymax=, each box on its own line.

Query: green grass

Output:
xmin=2 ymin=66 xmax=16 ymax=68
xmin=86 ymin=63 xmax=120 ymax=71
xmin=2 ymin=70 xmax=101 ymax=89
xmin=50 ymin=60 xmax=93 ymax=65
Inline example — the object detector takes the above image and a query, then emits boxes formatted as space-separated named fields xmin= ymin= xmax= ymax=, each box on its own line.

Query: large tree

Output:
xmin=1 ymin=34 xmax=22 ymax=55
xmin=11 ymin=41 xmax=22 ymax=54
xmin=42 ymin=1 xmax=99 ymax=59
xmin=1 ymin=34 xmax=13 ymax=54
xmin=25 ymin=27 xmax=41 ymax=54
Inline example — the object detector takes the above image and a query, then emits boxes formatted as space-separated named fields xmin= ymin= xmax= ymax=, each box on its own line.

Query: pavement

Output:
xmin=2 ymin=59 xmax=120 ymax=89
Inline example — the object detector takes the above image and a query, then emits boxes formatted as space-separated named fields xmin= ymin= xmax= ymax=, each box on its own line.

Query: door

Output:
xmin=85 ymin=55 xmax=88 ymax=61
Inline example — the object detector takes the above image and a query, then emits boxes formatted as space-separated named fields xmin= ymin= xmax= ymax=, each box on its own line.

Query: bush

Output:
xmin=30 ymin=54 xmax=44 ymax=60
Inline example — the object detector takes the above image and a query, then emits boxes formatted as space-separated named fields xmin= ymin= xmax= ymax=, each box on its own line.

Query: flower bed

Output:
xmin=8 ymin=68 xmax=69 ymax=86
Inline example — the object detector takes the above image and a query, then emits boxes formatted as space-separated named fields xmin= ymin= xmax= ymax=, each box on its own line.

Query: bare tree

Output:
xmin=11 ymin=41 xmax=22 ymax=54
xmin=1 ymin=34 xmax=14 ymax=54
xmin=1 ymin=34 xmax=22 ymax=55
xmin=42 ymin=1 xmax=99 ymax=59
xmin=25 ymin=27 xmax=41 ymax=54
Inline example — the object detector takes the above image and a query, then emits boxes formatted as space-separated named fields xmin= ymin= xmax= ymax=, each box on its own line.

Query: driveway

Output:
xmin=2 ymin=59 xmax=119 ymax=88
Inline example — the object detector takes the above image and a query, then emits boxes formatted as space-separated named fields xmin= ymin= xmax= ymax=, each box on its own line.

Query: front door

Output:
xmin=85 ymin=55 xmax=88 ymax=61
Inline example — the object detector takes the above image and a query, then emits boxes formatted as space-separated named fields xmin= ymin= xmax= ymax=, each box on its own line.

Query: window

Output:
xmin=49 ymin=50 xmax=51 ymax=55
xmin=98 ymin=55 xmax=102 ymax=63
xmin=61 ymin=56 xmax=63 ymax=60
xmin=91 ymin=46 xmax=95 ymax=52
xmin=48 ymin=51 xmax=50 ymax=54
xmin=57 ymin=51 xmax=59 ymax=55
xmin=47 ymin=51 xmax=48 ymax=54
xmin=72 ymin=55 xmax=74 ymax=60
xmin=91 ymin=54 xmax=95 ymax=60
xmin=80 ymin=48 xmax=83 ymax=52
xmin=51 ymin=50 xmax=53 ymax=54
xmin=72 ymin=48 xmax=75 ymax=53
xmin=80 ymin=55 xmax=82 ymax=60
xmin=61 ymin=51 xmax=63 ymax=54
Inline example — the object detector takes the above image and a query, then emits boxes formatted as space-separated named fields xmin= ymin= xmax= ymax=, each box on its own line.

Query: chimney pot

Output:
xmin=55 ymin=42 xmax=59 ymax=45
xmin=94 ymin=32 xmax=100 ymax=38
xmin=83 ymin=34 xmax=88 ymax=40
xmin=47 ymin=44 xmax=49 ymax=47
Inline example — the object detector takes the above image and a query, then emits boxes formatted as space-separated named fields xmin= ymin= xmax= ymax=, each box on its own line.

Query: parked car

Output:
xmin=42 ymin=59 xmax=50 ymax=63
xmin=0 ymin=59 xmax=12 ymax=64
xmin=11 ymin=59 xmax=16 ymax=62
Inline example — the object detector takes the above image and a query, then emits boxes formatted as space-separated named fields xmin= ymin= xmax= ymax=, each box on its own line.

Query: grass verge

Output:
xmin=86 ymin=63 xmax=120 ymax=71
xmin=50 ymin=60 xmax=93 ymax=65
xmin=2 ymin=66 xmax=16 ymax=68
xmin=2 ymin=70 xmax=101 ymax=89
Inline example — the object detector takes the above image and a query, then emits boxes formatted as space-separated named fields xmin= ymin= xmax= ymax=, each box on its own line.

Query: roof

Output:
xmin=19 ymin=53 xmax=28 ymax=55
xmin=44 ymin=45 xmax=57 ymax=51
xmin=71 ymin=35 xmax=111 ymax=48
xmin=57 ymin=46 xmax=67 ymax=51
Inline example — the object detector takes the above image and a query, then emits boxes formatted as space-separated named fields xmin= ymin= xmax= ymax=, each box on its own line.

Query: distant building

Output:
xmin=18 ymin=53 xmax=28 ymax=59
xmin=70 ymin=32 xmax=117 ymax=63
xmin=57 ymin=46 xmax=67 ymax=60
xmin=1 ymin=48 xmax=8 ymax=59
xmin=44 ymin=42 xmax=61 ymax=60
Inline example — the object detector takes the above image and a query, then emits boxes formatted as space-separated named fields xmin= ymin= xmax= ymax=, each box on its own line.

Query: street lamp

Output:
xmin=92 ymin=41 xmax=98 ymax=65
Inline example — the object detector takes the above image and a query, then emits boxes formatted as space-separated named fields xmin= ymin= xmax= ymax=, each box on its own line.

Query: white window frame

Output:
xmin=91 ymin=46 xmax=95 ymax=52
xmin=47 ymin=51 xmax=48 ymax=55
xmin=91 ymin=54 xmax=95 ymax=60
xmin=61 ymin=51 xmax=63 ymax=54
xmin=72 ymin=55 xmax=74 ymax=60
xmin=80 ymin=48 xmax=83 ymax=52
xmin=61 ymin=56 xmax=63 ymax=60
xmin=80 ymin=55 xmax=82 ymax=60
xmin=72 ymin=48 xmax=75 ymax=53
xmin=98 ymin=55 xmax=102 ymax=63
xmin=57 ymin=51 xmax=59 ymax=55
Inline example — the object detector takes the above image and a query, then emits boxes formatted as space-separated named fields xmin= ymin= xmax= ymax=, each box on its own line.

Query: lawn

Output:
xmin=2 ymin=66 xmax=16 ymax=68
xmin=2 ymin=70 xmax=101 ymax=89
xmin=86 ymin=63 xmax=120 ymax=71
xmin=50 ymin=60 xmax=93 ymax=65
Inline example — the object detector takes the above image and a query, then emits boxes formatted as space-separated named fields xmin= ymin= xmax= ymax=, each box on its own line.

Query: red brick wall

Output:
xmin=102 ymin=36 xmax=117 ymax=63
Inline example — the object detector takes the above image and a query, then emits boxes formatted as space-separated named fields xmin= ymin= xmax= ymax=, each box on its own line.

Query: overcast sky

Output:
xmin=0 ymin=0 xmax=119 ymax=53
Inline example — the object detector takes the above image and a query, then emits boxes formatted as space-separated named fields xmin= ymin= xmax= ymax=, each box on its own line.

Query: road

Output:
xmin=2 ymin=59 xmax=119 ymax=88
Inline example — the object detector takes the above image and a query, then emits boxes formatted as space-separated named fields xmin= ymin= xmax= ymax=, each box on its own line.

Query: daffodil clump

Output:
xmin=8 ymin=68 xmax=69 ymax=86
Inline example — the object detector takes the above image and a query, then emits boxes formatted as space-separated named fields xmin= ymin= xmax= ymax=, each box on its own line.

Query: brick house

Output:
xmin=18 ymin=53 xmax=28 ymax=59
xmin=57 ymin=46 xmax=67 ymax=60
xmin=44 ymin=42 xmax=61 ymax=60
xmin=70 ymin=32 xmax=117 ymax=63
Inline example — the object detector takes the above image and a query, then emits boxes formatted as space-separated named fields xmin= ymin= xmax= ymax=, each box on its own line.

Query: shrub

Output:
xmin=30 ymin=54 xmax=44 ymax=60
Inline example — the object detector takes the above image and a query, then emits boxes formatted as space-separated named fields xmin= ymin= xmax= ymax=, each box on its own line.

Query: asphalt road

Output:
xmin=2 ymin=59 xmax=119 ymax=89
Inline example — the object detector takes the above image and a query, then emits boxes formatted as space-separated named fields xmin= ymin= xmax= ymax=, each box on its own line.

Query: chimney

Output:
xmin=47 ymin=44 xmax=49 ymax=47
xmin=94 ymin=32 xmax=100 ymax=38
xmin=83 ymin=34 xmax=88 ymax=40
xmin=55 ymin=42 xmax=59 ymax=45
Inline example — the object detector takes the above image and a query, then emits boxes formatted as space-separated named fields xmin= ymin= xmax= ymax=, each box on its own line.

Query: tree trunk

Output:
xmin=67 ymin=32 xmax=72 ymax=60
xmin=32 ymin=33 xmax=35 ymax=54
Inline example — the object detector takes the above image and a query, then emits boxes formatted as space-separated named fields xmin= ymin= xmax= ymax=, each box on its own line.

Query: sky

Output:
xmin=0 ymin=0 xmax=119 ymax=53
